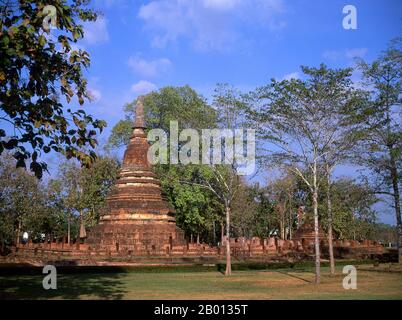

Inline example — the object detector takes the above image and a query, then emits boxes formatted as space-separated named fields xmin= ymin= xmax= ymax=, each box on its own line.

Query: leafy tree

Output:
xmin=51 ymin=155 xmax=119 ymax=242
xmin=251 ymin=65 xmax=363 ymax=283
xmin=193 ymin=83 xmax=251 ymax=276
xmin=266 ymin=171 xmax=299 ymax=240
xmin=0 ymin=153 xmax=46 ymax=248
xmin=231 ymin=183 xmax=275 ymax=238
xmin=45 ymin=177 xmax=77 ymax=242
xmin=266 ymin=171 xmax=380 ymax=242
xmin=302 ymin=66 xmax=366 ymax=274
xmin=0 ymin=0 xmax=106 ymax=178
xmin=250 ymin=186 xmax=276 ymax=238
xmin=189 ymin=164 xmax=240 ymax=276
xmin=355 ymin=39 xmax=402 ymax=263
xmin=231 ymin=182 xmax=259 ymax=238
xmin=108 ymin=85 xmax=216 ymax=147
xmin=321 ymin=178 xmax=379 ymax=240
xmin=48 ymin=160 xmax=81 ymax=243
xmin=371 ymin=223 xmax=397 ymax=245
xmin=159 ymin=164 xmax=222 ymax=243
xmin=80 ymin=155 xmax=120 ymax=226
xmin=0 ymin=151 xmax=119 ymax=249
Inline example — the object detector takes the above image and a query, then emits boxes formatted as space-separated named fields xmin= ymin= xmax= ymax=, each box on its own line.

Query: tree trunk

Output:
xmin=16 ymin=221 xmax=21 ymax=246
xmin=221 ymin=222 xmax=224 ymax=244
xmin=288 ymin=193 xmax=293 ymax=240
xmin=313 ymin=165 xmax=321 ymax=284
xmin=213 ymin=220 xmax=216 ymax=245
xmin=225 ymin=205 xmax=232 ymax=276
xmin=67 ymin=217 xmax=71 ymax=245
xmin=326 ymin=166 xmax=335 ymax=275
xmin=389 ymin=154 xmax=401 ymax=263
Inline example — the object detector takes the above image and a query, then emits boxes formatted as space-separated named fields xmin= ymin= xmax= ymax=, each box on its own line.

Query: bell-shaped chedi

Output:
xmin=293 ymin=219 xmax=326 ymax=241
xmin=100 ymin=98 xmax=175 ymax=225
xmin=86 ymin=97 xmax=185 ymax=253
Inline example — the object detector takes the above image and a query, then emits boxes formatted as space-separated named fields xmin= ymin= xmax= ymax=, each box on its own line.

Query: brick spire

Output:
xmin=133 ymin=96 xmax=145 ymax=129
xmin=85 ymin=97 xmax=186 ymax=253
xmin=88 ymin=91 xmax=179 ymax=228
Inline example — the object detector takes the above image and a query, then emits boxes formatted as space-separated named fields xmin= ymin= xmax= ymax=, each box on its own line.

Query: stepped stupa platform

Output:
xmin=85 ymin=97 xmax=186 ymax=252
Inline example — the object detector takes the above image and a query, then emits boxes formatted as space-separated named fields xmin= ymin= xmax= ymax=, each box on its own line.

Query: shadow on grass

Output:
xmin=276 ymin=270 xmax=312 ymax=283
xmin=0 ymin=272 xmax=127 ymax=300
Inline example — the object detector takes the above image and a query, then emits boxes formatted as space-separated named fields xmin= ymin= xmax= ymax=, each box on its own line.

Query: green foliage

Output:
xmin=320 ymin=178 xmax=379 ymax=240
xmin=108 ymin=85 xmax=217 ymax=148
xmin=52 ymin=156 xmax=120 ymax=227
xmin=352 ymin=39 xmax=401 ymax=259
xmin=213 ymin=83 xmax=250 ymax=129
xmin=107 ymin=119 xmax=132 ymax=149
xmin=231 ymin=183 xmax=275 ymax=238
xmin=156 ymin=164 xmax=222 ymax=238
xmin=0 ymin=153 xmax=119 ymax=248
xmin=354 ymin=39 xmax=401 ymax=211
xmin=0 ymin=153 xmax=48 ymax=245
xmin=369 ymin=223 xmax=397 ymax=244
xmin=80 ymin=156 xmax=121 ymax=225
xmin=0 ymin=0 xmax=107 ymax=178
xmin=252 ymin=64 xmax=367 ymax=173
xmin=262 ymin=171 xmax=381 ymax=241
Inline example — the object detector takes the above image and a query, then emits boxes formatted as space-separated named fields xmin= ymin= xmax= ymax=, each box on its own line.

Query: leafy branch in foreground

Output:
xmin=0 ymin=0 xmax=106 ymax=178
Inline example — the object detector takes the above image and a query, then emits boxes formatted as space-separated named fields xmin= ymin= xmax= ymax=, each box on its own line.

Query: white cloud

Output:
xmin=87 ymin=77 xmax=102 ymax=103
xmin=282 ymin=72 xmax=299 ymax=80
xmin=70 ymin=43 xmax=86 ymax=52
xmin=130 ymin=80 xmax=157 ymax=95
xmin=345 ymin=48 xmax=368 ymax=59
xmin=259 ymin=0 xmax=285 ymax=11
xmin=202 ymin=0 xmax=241 ymax=11
xmin=323 ymin=48 xmax=368 ymax=61
xmin=138 ymin=0 xmax=286 ymax=52
xmin=88 ymin=88 xmax=102 ymax=102
xmin=94 ymin=0 xmax=124 ymax=8
xmin=138 ymin=1 xmax=189 ymax=48
xmin=127 ymin=56 xmax=171 ymax=78
xmin=82 ymin=17 xmax=109 ymax=44
xmin=322 ymin=50 xmax=343 ymax=61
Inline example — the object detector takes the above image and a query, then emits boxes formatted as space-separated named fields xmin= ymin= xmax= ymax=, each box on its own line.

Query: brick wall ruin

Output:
xmin=8 ymin=236 xmax=385 ymax=265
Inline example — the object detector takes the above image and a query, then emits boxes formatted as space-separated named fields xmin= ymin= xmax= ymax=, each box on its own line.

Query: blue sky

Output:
xmin=70 ymin=0 xmax=401 ymax=224
xmin=79 ymin=0 xmax=401 ymax=135
xmin=2 ymin=1 xmax=399 ymax=223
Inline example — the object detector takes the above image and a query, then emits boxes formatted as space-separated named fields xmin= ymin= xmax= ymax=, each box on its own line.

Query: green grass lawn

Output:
xmin=0 ymin=264 xmax=401 ymax=300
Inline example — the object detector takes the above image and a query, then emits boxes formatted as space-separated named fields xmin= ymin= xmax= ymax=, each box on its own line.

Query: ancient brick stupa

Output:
xmin=293 ymin=207 xmax=326 ymax=242
xmin=293 ymin=219 xmax=326 ymax=242
xmin=86 ymin=98 xmax=186 ymax=253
